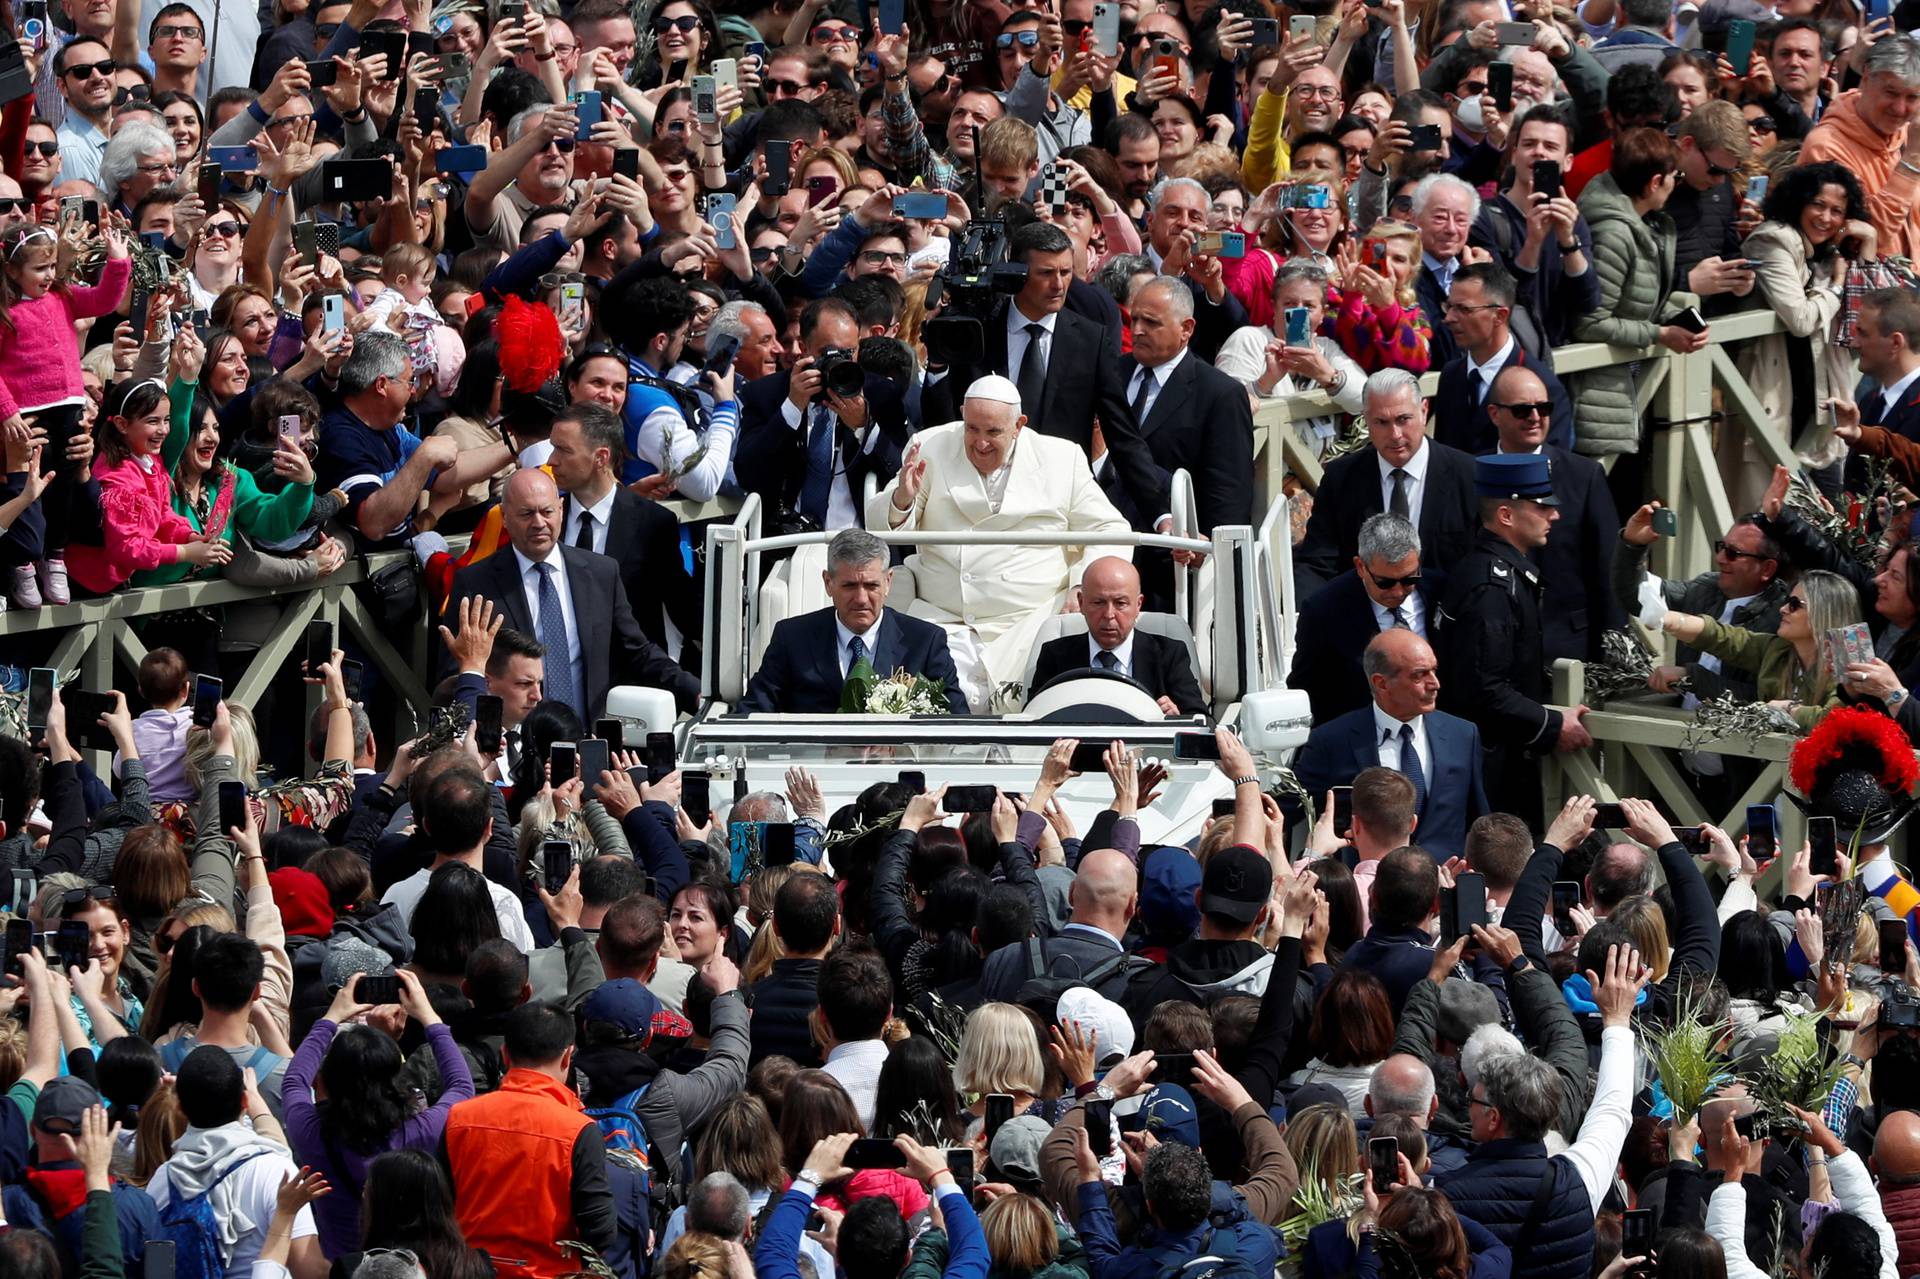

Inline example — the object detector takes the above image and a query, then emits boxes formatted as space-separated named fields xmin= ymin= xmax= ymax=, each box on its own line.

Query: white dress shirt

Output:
xmin=1369 ymin=591 xmax=1427 ymax=637
xmin=779 ymin=398 xmax=872 ymax=530
xmin=1376 ymin=439 xmax=1432 ymax=530
xmin=1007 ymin=303 xmax=1058 ymax=393
xmin=1465 ymin=336 xmax=1516 ymax=404
xmin=1127 ymin=347 xmax=1188 ymax=424
xmin=513 ymin=546 xmax=581 ymax=674
xmin=566 ymin=486 xmax=618 ymax=554
xmin=1875 ymin=365 xmax=1920 ymax=420
xmin=823 ymin=1038 xmax=891 ymax=1131
xmin=1373 ymin=702 xmax=1431 ymax=780
xmin=1087 ymin=630 xmax=1137 ymax=676
xmin=834 ymin=614 xmax=885 ymax=677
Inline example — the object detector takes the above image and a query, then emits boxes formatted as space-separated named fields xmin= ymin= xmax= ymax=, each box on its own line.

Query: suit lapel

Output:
xmin=490 ymin=553 xmax=536 ymax=638
xmin=814 ymin=612 xmax=852 ymax=704
xmin=1352 ymin=714 xmax=1380 ymax=778
xmin=560 ymin=548 xmax=605 ymax=708
xmin=871 ymin=608 xmax=903 ymax=677
xmin=1139 ymin=358 xmax=1191 ymax=440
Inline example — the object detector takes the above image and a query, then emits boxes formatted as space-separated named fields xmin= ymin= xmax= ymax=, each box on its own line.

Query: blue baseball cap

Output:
xmin=1140 ymin=847 xmax=1202 ymax=940
xmin=582 ymin=978 xmax=694 ymax=1047
xmin=1143 ymin=1083 xmax=1202 ymax=1149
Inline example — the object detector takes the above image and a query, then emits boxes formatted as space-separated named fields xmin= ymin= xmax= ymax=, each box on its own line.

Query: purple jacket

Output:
xmin=283 ymin=1019 xmax=476 ymax=1257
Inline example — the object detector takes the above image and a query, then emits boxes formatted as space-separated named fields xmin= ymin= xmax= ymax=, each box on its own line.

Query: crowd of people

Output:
xmin=4 ymin=0 xmax=1920 ymax=1275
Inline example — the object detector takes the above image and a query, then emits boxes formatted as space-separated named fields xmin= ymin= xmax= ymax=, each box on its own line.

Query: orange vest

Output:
xmin=443 ymin=1068 xmax=594 ymax=1279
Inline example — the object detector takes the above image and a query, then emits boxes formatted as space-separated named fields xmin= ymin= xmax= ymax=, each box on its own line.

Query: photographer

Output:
xmin=734 ymin=298 xmax=911 ymax=532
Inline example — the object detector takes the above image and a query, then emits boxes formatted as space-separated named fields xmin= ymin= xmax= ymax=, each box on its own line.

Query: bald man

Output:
xmin=1875 ymin=1108 xmax=1920 ymax=1275
xmin=977 ymin=847 xmax=1151 ymax=1005
xmin=1291 ymin=628 xmax=1488 ymax=861
xmin=1488 ymin=364 xmax=1622 ymax=664
xmin=443 ymin=469 xmax=700 ymax=721
xmin=1028 ymin=556 xmax=1206 ymax=715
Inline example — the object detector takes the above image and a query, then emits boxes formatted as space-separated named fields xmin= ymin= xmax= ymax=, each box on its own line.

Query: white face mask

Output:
xmin=1455 ymin=95 xmax=1486 ymax=132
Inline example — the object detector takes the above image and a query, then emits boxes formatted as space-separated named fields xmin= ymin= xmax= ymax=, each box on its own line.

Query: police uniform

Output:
xmin=1436 ymin=454 xmax=1562 ymax=827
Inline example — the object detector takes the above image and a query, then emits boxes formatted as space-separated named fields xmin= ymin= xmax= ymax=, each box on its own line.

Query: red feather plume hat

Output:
xmin=1787 ymin=706 xmax=1920 ymax=844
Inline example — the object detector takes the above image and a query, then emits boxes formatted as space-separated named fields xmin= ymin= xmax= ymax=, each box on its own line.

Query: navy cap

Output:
xmin=1474 ymin=453 xmax=1558 ymax=506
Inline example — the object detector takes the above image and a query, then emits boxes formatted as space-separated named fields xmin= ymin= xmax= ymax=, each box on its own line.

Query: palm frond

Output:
xmin=1639 ymin=997 xmax=1734 ymax=1127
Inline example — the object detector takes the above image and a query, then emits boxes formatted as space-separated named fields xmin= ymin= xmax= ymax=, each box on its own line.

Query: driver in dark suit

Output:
xmin=1029 ymin=556 xmax=1206 ymax=716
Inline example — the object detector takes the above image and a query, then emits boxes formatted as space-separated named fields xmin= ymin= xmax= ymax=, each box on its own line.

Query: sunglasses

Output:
xmin=767 ymin=78 xmax=808 ymax=94
xmin=540 ymin=135 xmax=577 ymax=152
xmin=0 ymin=199 xmax=29 ymax=214
xmin=1062 ymin=17 xmax=1089 ymax=33
xmin=1781 ymin=595 xmax=1807 ymax=613
xmin=114 ymin=85 xmax=151 ymax=105
xmin=59 ymin=886 xmax=113 ymax=908
xmin=811 ymin=23 xmax=858 ymax=40
xmin=1365 ymin=566 xmax=1422 ymax=589
xmin=1714 ymin=539 xmax=1769 ymax=561
xmin=64 ymin=58 xmax=117 ymax=79
xmin=653 ymin=13 xmax=700 ymax=31
xmin=204 ymin=220 xmax=243 ymax=237
xmin=1494 ymin=400 xmax=1552 ymax=417
xmin=1706 ymin=161 xmax=1736 ymax=177
xmin=997 ymin=29 xmax=1040 ymax=48
xmin=1746 ymin=115 xmax=1776 ymax=133
xmin=22 ymin=140 xmax=57 ymax=157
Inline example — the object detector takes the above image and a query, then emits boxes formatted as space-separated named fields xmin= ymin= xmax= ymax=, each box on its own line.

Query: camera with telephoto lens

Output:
xmin=923 ymin=216 xmax=1029 ymax=367
xmin=1888 ymin=990 xmax=1920 ymax=1030
xmin=812 ymin=347 xmax=865 ymax=401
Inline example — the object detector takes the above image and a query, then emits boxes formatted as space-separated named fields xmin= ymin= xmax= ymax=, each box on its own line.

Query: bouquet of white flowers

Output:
xmin=841 ymin=660 xmax=950 ymax=715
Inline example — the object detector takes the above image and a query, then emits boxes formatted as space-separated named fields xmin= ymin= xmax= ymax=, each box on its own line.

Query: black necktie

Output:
xmin=1016 ymin=322 xmax=1047 ymax=421
xmin=1389 ymin=468 xmax=1410 ymax=518
xmin=1466 ymin=368 xmax=1482 ymax=404
xmin=1398 ymin=722 xmax=1427 ymax=813
xmin=574 ymin=512 xmax=595 ymax=551
xmin=1095 ymin=650 xmax=1119 ymax=671
xmin=1130 ymin=368 xmax=1153 ymax=423
xmin=1878 ymin=392 xmax=1896 ymax=426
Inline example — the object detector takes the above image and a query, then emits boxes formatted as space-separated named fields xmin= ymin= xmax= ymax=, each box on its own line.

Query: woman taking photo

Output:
xmin=1331 ymin=220 xmax=1431 ymax=374
xmin=1659 ymin=569 xmax=1864 ymax=729
xmin=284 ymin=969 xmax=476 ymax=1257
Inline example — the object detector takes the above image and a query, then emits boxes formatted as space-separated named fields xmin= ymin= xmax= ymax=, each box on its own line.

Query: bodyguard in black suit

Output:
xmin=443 ymin=471 xmax=700 ymax=723
xmin=1288 ymin=512 xmax=1445 ymax=724
xmin=1028 ymin=556 xmax=1206 ymax=715
xmin=1431 ymin=263 xmax=1573 ymax=455
xmin=736 ymin=528 xmax=970 ymax=714
xmin=1855 ymin=370 xmax=1920 ymax=443
xmin=547 ymin=404 xmax=697 ymax=652
xmin=1294 ymin=372 xmax=1479 ymax=598
xmin=1487 ymin=366 xmax=1624 ymax=663
xmin=733 ymin=298 xmax=912 ymax=526
xmin=920 ymin=223 xmax=1170 ymax=521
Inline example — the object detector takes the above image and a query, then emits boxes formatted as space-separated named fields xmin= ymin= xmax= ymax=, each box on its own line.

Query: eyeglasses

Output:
xmin=154 ymin=23 xmax=203 ymax=38
xmin=653 ymin=13 xmax=700 ymax=31
xmin=1706 ymin=161 xmax=1736 ymax=177
xmin=204 ymin=220 xmax=242 ymax=237
xmin=1364 ymin=565 xmax=1422 ymax=589
xmin=1441 ymin=299 xmax=1501 ymax=313
xmin=1714 ymin=539 xmax=1769 ymax=561
xmin=997 ymin=30 xmax=1040 ymax=48
xmin=136 ymin=161 xmax=178 ymax=174
xmin=63 ymin=58 xmax=116 ymax=79
xmin=23 ymin=140 xmax=57 ymax=157
xmin=1293 ymin=84 xmax=1340 ymax=100
xmin=812 ymin=23 xmax=859 ymax=41
xmin=1781 ymin=595 xmax=1807 ymax=613
xmin=859 ymin=249 xmax=906 ymax=266
xmin=1493 ymin=400 xmax=1552 ymax=418
xmin=1468 ymin=1092 xmax=1491 ymax=1110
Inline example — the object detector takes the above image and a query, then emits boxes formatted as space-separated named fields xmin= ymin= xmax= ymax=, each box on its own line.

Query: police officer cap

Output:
xmin=1474 ymin=454 xmax=1558 ymax=506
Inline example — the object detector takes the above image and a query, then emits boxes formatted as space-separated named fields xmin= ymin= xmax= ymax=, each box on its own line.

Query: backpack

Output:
xmin=585 ymin=1086 xmax=683 ymax=1255
xmin=158 ymin=1041 xmax=281 ymax=1078
xmin=1013 ymin=940 xmax=1152 ymax=1022
xmin=1154 ymin=1225 xmax=1262 ymax=1279
xmin=160 ymin=1151 xmax=266 ymax=1279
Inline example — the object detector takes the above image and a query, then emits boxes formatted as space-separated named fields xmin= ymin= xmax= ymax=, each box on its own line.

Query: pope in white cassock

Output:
xmin=866 ymin=375 xmax=1132 ymax=710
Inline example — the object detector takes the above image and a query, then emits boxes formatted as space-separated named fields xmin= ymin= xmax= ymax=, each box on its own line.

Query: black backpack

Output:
xmin=1013 ymin=939 xmax=1152 ymax=1022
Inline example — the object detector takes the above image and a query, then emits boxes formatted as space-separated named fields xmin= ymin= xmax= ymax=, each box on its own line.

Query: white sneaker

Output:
xmin=10 ymin=565 xmax=40 ymax=609
xmin=36 ymin=557 xmax=68 ymax=606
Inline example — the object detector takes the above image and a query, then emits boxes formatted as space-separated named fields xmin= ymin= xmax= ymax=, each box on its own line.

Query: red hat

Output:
xmin=268 ymin=867 xmax=336 ymax=938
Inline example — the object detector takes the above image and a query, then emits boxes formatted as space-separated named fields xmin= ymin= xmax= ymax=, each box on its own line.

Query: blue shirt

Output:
xmin=316 ymin=406 xmax=425 ymax=542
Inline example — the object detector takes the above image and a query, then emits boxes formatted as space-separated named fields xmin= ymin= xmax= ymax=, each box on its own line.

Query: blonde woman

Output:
xmin=955 ymin=1002 xmax=1060 ymax=1131
xmin=1609 ymin=895 xmax=1672 ymax=984
xmin=1660 ymin=569 xmax=1862 ymax=729
xmin=903 ymin=1191 xmax=1090 ymax=1279
xmin=1331 ymin=220 xmax=1432 ymax=373
xmin=1283 ymin=1102 xmax=1361 ymax=1200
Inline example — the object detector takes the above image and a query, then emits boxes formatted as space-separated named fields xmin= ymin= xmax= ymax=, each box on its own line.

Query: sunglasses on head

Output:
xmin=60 ymin=886 xmax=113 ymax=908
xmin=653 ymin=13 xmax=700 ymax=31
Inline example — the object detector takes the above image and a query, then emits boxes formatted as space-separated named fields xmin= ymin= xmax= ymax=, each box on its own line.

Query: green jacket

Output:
xmin=902 ymin=1222 xmax=1090 ymax=1279
xmin=132 ymin=376 xmax=314 ymax=586
xmin=1571 ymin=171 xmax=1684 ymax=457
xmin=1692 ymin=615 xmax=1835 ymax=729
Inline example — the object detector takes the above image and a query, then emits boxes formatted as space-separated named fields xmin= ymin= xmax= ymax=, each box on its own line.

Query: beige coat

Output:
xmin=866 ymin=421 xmax=1130 ymax=695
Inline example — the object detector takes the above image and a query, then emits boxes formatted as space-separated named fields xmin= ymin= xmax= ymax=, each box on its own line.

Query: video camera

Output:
xmin=923 ymin=217 xmax=1028 ymax=367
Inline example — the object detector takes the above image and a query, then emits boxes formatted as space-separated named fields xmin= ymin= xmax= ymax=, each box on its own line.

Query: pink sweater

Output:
xmin=0 ymin=256 xmax=131 ymax=419
xmin=67 ymin=452 xmax=197 ymax=594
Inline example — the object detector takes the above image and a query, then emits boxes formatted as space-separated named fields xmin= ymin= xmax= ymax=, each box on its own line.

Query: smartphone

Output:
xmin=302 ymin=620 xmax=333 ymax=675
xmin=1453 ymin=872 xmax=1489 ymax=941
xmin=1747 ymin=803 xmax=1777 ymax=860
xmin=1591 ymin=802 xmax=1627 ymax=830
xmin=945 ymin=1148 xmax=975 ymax=1190
xmin=704 ymin=192 xmax=738 ymax=248
xmin=321 ymin=293 xmax=345 ymax=333
xmin=744 ymin=40 xmax=768 ymax=60
xmin=542 ymin=839 xmax=573 ymax=895
xmin=1879 ymin=917 xmax=1910 ymax=973
xmin=763 ymin=821 xmax=797 ymax=867
xmin=1284 ymin=305 xmax=1311 ymax=347
xmin=501 ymin=0 xmax=526 ymax=20
xmin=1725 ymin=18 xmax=1756 ymax=76
xmin=898 ymin=769 xmax=927 ymax=794
xmin=191 ymin=674 xmax=223 ymax=728
xmin=1086 ymin=1098 xmax=1113 ymax=1152
xmin=691 ymin=76 xmax=717 ymax=125
xmin=559 ymin=280 xmax=585 ymax=331
xmin=340 ymin=658 xmax=363 ymax=704
xmin=1622 ymin=1208 xmax=1653 ymax=1259
xmin=1332 ymin=785 xmax=1354 ymax=835
xmin=805 ymin=174 xmax=836 ymax=207
xmin=63 ymin=690 xmax=115 ymax=752
xmin=16 ymin=0 xmax=46 ymax=48
xmin=362 ymin=28 xmax=406 ymax=77
xmin=1808 ymin=814 xmax=1838 ymax=879
xmin=943 ymin=785 xmax=997 ymax=812
xmin=845 ymin=1138 xmax=909 ymax=1170
xmin=196 ymin=161 xmax=221 ymax=209
xmin=984 ymin=1093 xmax=1015 ymax=1140
xmin=1091 ymin=0 xmax=1121 ymax=55
xmin=1493 ymin=20 xmax=1535 ymax=43
xmin=613 ymin=147 xmax=641 ymax=180
xmin=645 ymin=731 xmax=676 ymax=783
xmin=433 ymin=143 xmax=483 ymax=172
xmin=1196 ymin=230 xmax=1246 ymax=258
xmin=413 ymin=85 xmax=439 ymax=133
xmin=1487 ymin=60 xmax=1513 ymax=111
xmin=551 ymin=741 xmax=578 ymax=787
xmin=1670 ymin=305 xmax=1708 ymax=335
xmin=1369 ymin=1135 xmax=1398 ymax=1194
xmin=471 ymin=693 xmax=504 ymax=758
xmin=1676 ymin=825 xmax=1707 ymax=855
xmin=702 ymin=332 xmax=740 ymax=379
xmin=1249 ymin=15 xmax=1280 ymax=44
xmin=293 ymin=218 xmax=319 ymax=266
xmin=24 ymin=667 xmax=53 ymax=732
xmin=1173 ymin=731 xmax=1222 ymax=761
xmin=1151 ymin=36 xmax=1182 ymax=81
xmin=357 ymin=973 xmax=401 ymax=1004
xmin=4 ymin=919 xmax=32 ymax=977
xmin=304 ymin=57 xmax=340 ymax=87
xmin=877 ymin=0 xmax=905 ymax=34
xmin=593 ymin=717 xmax=624 ymax=748
xmin=1289 ymin=13 xmax=1315 ymax=41
xmin=1211 ymin=797 xmax=1237 ymax=819
xmin=321 ymin=158 xmax=393 ymax=202
xmin=435 ymin=52 xmax=471 ymax=79
xmin=579 ymin=737 xmax=610 ymax=797
xmin=712 ymin=56 xmax=739 ymax=93
xmin=572 ymin=88 xmax=603 ymax=140
xmin=1532 ymin=159 xmax=1562 ymax=200
xmin=208 ymin=145 xmax=258 ymax=172
xmin=55 ymin=921 xmax=89 ymax=975
xmin=1652 ymin=508 xmax=1679 ymax=537
xmin=315 ymin=222 xmax=340 ymax=258
xmin=209 ymin=781 xmax=246 ymax=840
xmin=1552 ymin=881 xmax=1581 ymax=931
xmin=762 ymin=139 xmax=792 ymax=196
xmin=894 ymin=191 xmax=949 ymax=219
xmin=1409 ymin=123 xmax=1444 ymax=152
xmin=682 ymin=771 xmax=711 ymax=826
xmin=129 ymin=286 xmax=152 ymax=339
xmin=1744 ymin=173 xmax=1769 ymax=207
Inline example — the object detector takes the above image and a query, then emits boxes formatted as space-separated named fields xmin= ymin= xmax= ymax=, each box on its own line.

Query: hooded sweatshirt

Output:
xmin=147 ymin=1124 xmax=310 ymax=1272
xmin=1802 ymin=90 xmax=1920 ymax=261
